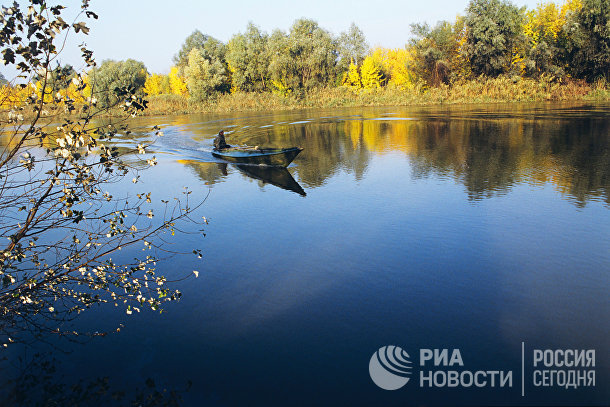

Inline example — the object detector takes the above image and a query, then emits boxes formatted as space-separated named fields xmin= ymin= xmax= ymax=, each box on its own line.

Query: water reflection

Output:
xmin=235 ymin=164 xmax=306 ymax=196
xmin=147 ymin=104 xmax=608 ymax=207
xmin=180 ymin=160 xmax=307 ymax=196
xmin=1 ymin=351 xmax=190 ymax=406
xmin=177 ymin=160 xmax=227 ymax=186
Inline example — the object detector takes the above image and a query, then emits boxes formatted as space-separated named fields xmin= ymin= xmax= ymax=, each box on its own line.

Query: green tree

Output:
xmin=90 ymin=59 xmax=148 ymax=107
xmin=0 ymin=71 xmax=6 ymax=85
xmin=173 ymin=30 xmax=207 ymax=68
xmin=226 ymin=22 xmax=270 ymax=92
xmin=268 ymin=19 xmax=337 ymax=93
xmin=185 ymin=48 xmax=227 ymax=101
xmin=267 ymin=29 xmax=293 ymax=94
xmin=174 ymin=30 xmax=227 ymax=66
xmin=0 ymin=1 xmax=200 ymax=345
xmin=175 ymin=30 xmax=229 ymax=93
xmin=337 ymin=23 xmax=368 ymax=70
xmin=463 ymin=0 xmax=525 ymax=77
xmin=567 ymin=0 xmax=610 ymax=81
xmin=410 ymin=21 xmax=460 ymax=86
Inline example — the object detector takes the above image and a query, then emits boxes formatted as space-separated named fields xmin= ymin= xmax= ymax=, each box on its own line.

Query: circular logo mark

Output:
xmin=369 ymin=345 xmax=413 ymax=390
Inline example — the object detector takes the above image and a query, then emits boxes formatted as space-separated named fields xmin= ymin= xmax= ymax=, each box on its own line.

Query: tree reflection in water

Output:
xmin=175 ymin=105 xmax=609 ymax=208
xmin=1 ymin=350 xmax=190 ymax=407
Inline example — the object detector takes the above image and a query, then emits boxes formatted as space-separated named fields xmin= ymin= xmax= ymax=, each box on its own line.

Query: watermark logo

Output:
xmin=369 ymin=345 xmax=413 ymax=390
xmin=367 ymin=343 xmax=597 ymax=402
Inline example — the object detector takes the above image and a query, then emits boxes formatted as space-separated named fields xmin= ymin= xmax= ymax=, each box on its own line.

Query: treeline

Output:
xmin=1 ymin=0 xmax=608 ymax=110
xmin=144 ymin=0 xmax=610 ymax=100
xmin=0 ymin=59 xmax=148 ymax=109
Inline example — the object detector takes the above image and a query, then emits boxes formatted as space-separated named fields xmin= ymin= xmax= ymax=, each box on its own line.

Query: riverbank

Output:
xmin=143 ymin=77 xmax=610 ymax=115
xmin=3 ymin=77 xmax=608 ymax=120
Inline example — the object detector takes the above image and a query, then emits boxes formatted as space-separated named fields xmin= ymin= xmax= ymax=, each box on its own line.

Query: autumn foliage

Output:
xmin=1 ymin=0 xmax=607 ymax=110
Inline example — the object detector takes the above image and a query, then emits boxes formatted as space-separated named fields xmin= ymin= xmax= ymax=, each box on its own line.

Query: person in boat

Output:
xmin=213 ymin=130 xmax=231 ymax=150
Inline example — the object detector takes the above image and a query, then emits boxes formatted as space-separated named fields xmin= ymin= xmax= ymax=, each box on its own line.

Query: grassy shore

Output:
xmin=143 ymin=77 xmax=610 ymax=116
xmin=3 ymin=77 xmax=608 ymax=120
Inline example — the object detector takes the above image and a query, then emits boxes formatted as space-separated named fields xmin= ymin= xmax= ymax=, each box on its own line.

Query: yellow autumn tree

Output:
xmin=559 ymin=0 xmax=581 ymax=18
xmin=227 ymin=62 xmax=238 ymax=93
xmin=271 ymin=79 xmax=292 ymax=97
xmin=1 ymin=74 xmax=94 ymax=111
xmin=0 ymin=84 xmax=32 ymax=108
xmin=524 ymin=0 xmax=581 ymax=46
xmin=451 ymin=16 xmax=471 ymax=82
xmin=360 ymin=56 xmax=383 ymax=89
xmin=370 ymin=48 xmax=416 ymax=90
xmin=168 ymin=66 xmax=188 ymax=96
xmin=143 ymin=73 xmax=172 ymax=96
xmin=524 ymin=4 xmax=553 ymax=46
xmin=520 ymin=0 xmax=582 ymax=76
xmin=0 ymin=86 xmax=17 ymax=108
xmin=342 ymin=61 xmax=362 ymax=89
xmin=34 ymin=80 xmax=55 ymax=104
xmin=144 ymin=73 xmax=164 ymax=96
xmin=63 ymin=74 xmax=91 ymax=103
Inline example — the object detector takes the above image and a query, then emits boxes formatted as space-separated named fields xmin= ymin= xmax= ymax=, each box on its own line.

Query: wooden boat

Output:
xmin=212 ymin=147 xmax=303 ymax=167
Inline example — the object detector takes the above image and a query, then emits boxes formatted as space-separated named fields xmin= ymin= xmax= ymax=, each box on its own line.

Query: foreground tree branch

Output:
xmin=0 ymin=0 xmax=205 ymax=346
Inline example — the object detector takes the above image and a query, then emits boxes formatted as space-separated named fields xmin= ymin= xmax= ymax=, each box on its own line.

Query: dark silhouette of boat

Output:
xmin=212 ymin=147 xmax=303 ymax=167
xmin=235 ymin=164 xmax=306 ymax=196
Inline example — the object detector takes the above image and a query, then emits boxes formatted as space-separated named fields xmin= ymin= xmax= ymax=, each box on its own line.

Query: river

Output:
xmin=3 ymin=103 xmax=609 ymax=406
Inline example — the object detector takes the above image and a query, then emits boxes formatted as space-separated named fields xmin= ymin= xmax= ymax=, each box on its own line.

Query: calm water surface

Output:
xmin=4 ymin=103 xmax=610 ymax=406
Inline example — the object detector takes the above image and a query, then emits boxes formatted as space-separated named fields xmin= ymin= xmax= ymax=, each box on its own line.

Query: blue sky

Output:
xmin=6 ymin=0 xmax=544 ymax=78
